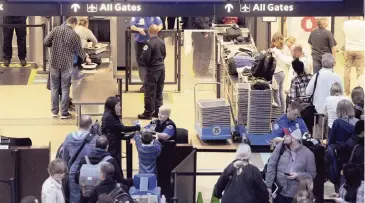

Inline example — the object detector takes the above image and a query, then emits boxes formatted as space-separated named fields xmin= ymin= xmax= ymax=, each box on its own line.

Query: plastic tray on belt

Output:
xmin=84 ymin=43 xmax=108 ymax=55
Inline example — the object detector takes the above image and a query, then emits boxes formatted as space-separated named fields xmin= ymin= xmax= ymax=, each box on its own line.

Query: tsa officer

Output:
xmin=144 ymin=106 xmax=177 ymax=141
xmin=137 ymin=25 xmax=166 ymax=120
xmin=271 ymin=101 xmax=309 ymax=143
xmin=130 ymin=17 xmax=163 ymax=92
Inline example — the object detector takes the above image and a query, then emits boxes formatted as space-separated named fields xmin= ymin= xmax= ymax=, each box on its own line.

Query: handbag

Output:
xmin=300 ymin=73 xmax=320 ymax=135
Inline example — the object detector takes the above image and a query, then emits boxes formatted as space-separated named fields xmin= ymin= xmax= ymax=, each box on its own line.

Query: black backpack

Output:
xmin=109 ymin=184 xmax=134 ymax=203
xmin=225 ymin=24 xmax=242 ymax=41
xmin=251 ymin=52 xmax=276 ymax=81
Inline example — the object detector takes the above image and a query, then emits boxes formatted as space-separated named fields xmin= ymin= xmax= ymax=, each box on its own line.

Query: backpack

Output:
xmin=90 ymin=120 xmax=102 ymax=136
xmin=225 ymin=25 xmax=242 ymax=41
xmin=325 ymin=144 xmax=340 ymax=184
xmin=227 ymin=53 xmax=255 ymax=75
xmin=109 ymin=184 xmax=134 ymax=203
xmin=79 ymin=155 xmax=113 ymax=197
xmin=251 ymin=52 xmax=276 ymax=81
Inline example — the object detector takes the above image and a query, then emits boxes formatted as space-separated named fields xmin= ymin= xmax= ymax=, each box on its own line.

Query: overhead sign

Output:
xmin=224 ymin=3 xmax=233 ymax=12
xmin=240 ymin=4 xmax=294 ymax=13
xmin=61 ymin=3 xmax=214 ymax=16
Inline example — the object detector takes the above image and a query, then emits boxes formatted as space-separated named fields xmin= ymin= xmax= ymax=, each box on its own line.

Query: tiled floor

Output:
xmin=0 ymin=43 xmax=362 ymax=202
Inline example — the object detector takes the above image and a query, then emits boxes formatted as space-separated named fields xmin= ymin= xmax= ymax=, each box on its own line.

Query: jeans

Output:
xmin=272 ymin=71 xmax=286 ymax=111
xmin=69 ymin=173 xmax=81 ymax=203
xmin=50 ymin=68 xmax=72 ymax=115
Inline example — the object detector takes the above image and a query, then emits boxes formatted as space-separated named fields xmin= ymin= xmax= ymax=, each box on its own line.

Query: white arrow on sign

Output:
xmin=224 ymin=3 xmax=233 ymax=13
xmin=0 ymin=4 xmax=3 ymax=11
xmin=71 ymin=4 xmax=81 ymax=12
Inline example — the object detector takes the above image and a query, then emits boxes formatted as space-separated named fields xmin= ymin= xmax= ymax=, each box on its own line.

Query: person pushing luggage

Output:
xmin=138 ymin=24 xmax=166 ymax=120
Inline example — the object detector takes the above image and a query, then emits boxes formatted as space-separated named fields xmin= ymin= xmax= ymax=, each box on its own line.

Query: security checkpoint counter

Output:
xmin=71 ymin=62 xmax=122 ymax=125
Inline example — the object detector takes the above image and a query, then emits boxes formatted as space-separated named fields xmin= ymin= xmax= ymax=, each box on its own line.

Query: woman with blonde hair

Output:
xmin=324 ymin=82 xmax=352 ymax=133
xmin=270 ymin=32 xmax=293 ymax=111
xmin=328 ymin=99 xmax=359 ymax=145
xmin=75 ymin=18 xmax=98 ymax=48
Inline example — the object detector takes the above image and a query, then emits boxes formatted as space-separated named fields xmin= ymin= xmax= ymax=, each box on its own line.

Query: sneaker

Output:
xmin=4 ymin=59 xmax=10 ymax=67
xmin=60 ymin=113 xmax=72 ymax=119
xmin=138 ymin=114 xmax=152 ymax=120
xmin=20 ymin=59 xmax=27 ymax=67
xmin=52 ymin=113 xmax=58 ymax=118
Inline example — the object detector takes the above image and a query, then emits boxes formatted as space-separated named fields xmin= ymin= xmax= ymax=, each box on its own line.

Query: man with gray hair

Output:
xmin=306 ymin=53 xmax=342 ymax=138
xmin=308 ymin=17 xmax=337 ymax=73
xmin=62 ymin=115 xmax=98 ymax=203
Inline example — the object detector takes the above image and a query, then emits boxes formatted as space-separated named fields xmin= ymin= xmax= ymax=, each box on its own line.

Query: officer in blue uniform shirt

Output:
xmin=272 ymin=101 xmax=309 ymax=143
xmin=130 ymin=17 xmax=163 ymax=92
xmin=144 ymin=106 xmax=176 ymax=141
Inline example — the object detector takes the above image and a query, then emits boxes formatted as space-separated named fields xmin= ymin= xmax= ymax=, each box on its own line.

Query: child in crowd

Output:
xmin=134 ymin=131 xmax=162 ymax=174
xmin=20 ymin=196 xmax=39 ymax=203
xmin=97 ymin=194 xmax=114 ymax=203
xmin=293 ymin=176 xmax=315 ymax=203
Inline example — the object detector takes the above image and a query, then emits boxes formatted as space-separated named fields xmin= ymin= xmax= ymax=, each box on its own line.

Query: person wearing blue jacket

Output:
xmin=272 ymin=101 xmax=309 ymax=143
xmin=62 ymin=115 xmax=98 ymax=203
xmin=134 ymin=131 xmax=162 ymax=174
xmin=328 ymin=99 xmax=358 ymax=145
xmin=130 ymin=17 xmax=163 ymax=92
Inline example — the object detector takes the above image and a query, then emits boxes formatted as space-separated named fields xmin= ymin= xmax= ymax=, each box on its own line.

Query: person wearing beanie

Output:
xmin=134 ymin=131 xmax=162 ymax=174
xmin=213 ymin=144 xmax=269 ymax=203
xmin=265 ymin=126 xmax=316 ymax=203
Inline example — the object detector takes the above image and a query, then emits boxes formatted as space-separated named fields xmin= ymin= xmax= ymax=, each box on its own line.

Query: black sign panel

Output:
xmin=217 ymin=2 xmax=363 ymax=16
xmin=61 ymin=3 xmax=215 ymax=16
xmin=0 ymin=3 xmax=60 ymax=16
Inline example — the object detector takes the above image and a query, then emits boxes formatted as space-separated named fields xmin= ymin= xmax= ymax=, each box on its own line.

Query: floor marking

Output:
xmin=27 ymin=69 xmax=37 ymax=85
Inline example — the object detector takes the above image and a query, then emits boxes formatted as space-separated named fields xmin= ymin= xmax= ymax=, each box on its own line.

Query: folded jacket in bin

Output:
xmin=129 ymin=173 xmax=161 ymax=199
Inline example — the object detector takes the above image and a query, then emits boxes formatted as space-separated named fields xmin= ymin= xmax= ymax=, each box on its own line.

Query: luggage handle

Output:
xmin=194 ymin=82 xmax=222 ymax=125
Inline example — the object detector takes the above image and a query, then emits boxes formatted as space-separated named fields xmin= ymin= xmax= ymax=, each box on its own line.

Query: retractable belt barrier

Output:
xmin=0 ymin=23 xmax=47 ymax=74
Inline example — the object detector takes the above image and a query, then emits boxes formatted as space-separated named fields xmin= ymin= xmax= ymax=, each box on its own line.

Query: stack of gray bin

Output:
xmin=247 ymin=89 xmax=272 ymax=134
xmin=236 ymin=83 xmax=250 ymax=125
xmin=196 ymin=99 xmax=231 ymax=129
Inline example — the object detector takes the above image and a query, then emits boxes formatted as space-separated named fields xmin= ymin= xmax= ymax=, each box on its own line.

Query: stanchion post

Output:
xmin=177 ymin=30 xmax=181 ymax=92
xmin=8 ymin=178 xmax=17 ymax=203
xmin=125 ymin=29 xmax=130 ymax=92
xmin=37 ymin=23 xmax=49 ymax=74
xmin=126 ymin=139 xmax=133 ymax=178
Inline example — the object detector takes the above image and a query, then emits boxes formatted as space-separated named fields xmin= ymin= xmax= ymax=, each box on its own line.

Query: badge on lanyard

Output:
xmin=139 ymin=18 xmax=145 ymax=26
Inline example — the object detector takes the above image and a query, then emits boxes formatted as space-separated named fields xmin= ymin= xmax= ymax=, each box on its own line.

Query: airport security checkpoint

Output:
xmin=0 ymin=0 xmax=364 ymax=202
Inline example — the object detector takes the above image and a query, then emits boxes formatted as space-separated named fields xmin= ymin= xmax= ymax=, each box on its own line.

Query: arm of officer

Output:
xmin=156 ymin=125 xmax=175 ymax=140
xmin=271 ymin=120 xmax=284 ymax=140
xmin=299 ymin=118 xmax=309 ymax=134
xmin=140 ymin=43 xmax=152 ymax=65
xmin=265 ymin=142 xmax=283 ymax=188
xmin=130 ymin=17 xmax=140 ymax=31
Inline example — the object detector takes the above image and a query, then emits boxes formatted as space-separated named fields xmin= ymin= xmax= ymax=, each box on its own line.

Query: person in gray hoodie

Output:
xmin=265 ymin=126 xmax=316 ymax=203
xmin=62 ymin=115 xmax=98 ymax=203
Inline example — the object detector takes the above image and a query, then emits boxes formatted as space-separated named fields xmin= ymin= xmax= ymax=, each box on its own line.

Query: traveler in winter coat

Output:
xmin=328 ymin=100 xmax=359 ymax=145
xmin=42 ymin=159 xmax=67 ymax=203
xmin=101 ymin=96 xmax=141 ymax=172
xmin=76 ymin=136 xmax=129 ymax=203
xmin=62 ymin=115 xmax=98 ymax=203
xmin=89 ymin=163 xmax=124 ymax=203
xmin=265 ymin=127 xmax=316 ymax=203
xmin=213 ymin=144 xmax=269 ymax=203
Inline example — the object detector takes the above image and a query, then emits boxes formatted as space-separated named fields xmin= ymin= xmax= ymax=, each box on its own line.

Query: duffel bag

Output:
xmin=227 ymin=53 xmax=254 ymax=75
xmin=226 ymin=24 xmax=242 ymax=41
